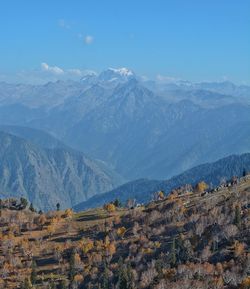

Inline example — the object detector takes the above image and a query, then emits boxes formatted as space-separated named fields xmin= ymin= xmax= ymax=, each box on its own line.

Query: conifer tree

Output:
xmin=127 ymin=262 xmax=135 ymax=289
xmin=29 ymin=203 xmax=35 ymax=212
xmin=155 ymin=259 xmax=164 ymax=279
xmin=48 ymin=281 xmax=56 ymax=289
xmin=234 ymin=204 xmax=241 ymax=227
xmin=113 ymin=198 xmax=122 ymax=208
xmin=30 ymin=259 xmax=37 ymax=285
xmin=69 ymin=251 xmax=76 ymax=283
xmin=170 ymin=238 xmax=177 ymax=266
xmin=102 ymin=262 xmax=109 ymax=289
xmin=117 ymin=258 xmax=129 ymax=289
xmin=58 ymin=280 xmax=68 ymax=289
xmin=212 ymin=238 xmax=218 ymax=252
xmin=20 ymin=197 xmax=28 ymax=209
xmin=21 ymin=278 xmax=32 ymax=289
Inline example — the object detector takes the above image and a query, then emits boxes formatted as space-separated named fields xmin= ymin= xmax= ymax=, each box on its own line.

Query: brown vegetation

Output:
xmin=0 ymin=176 xmax=249 ymax=288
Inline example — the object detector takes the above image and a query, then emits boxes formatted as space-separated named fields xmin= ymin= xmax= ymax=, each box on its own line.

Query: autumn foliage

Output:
xmin=0 ymin=175 xmax=249 ymax=289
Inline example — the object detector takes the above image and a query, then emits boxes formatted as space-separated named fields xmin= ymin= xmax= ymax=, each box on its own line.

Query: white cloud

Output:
xmin=67 ymin=68 xmax=83 ymax=76
xmin=222 ymin=75 xmax=229 ymax=81
xmin=156 ymin=74 xmax=180 ymax=83
xmin=40 ymin=63 xmax=97 ymax=79
xmin=140 ymin=75 xmax=149 ymax=81
xmin=58 ymin=19 xmax=70 ymax=29
xmin=84 ymin=35 xmax=94 ymax=45
xmin=41 ymin=63 xmax=64 ymax=75
xmin=0 ymin=64 xmax=97 ymax=84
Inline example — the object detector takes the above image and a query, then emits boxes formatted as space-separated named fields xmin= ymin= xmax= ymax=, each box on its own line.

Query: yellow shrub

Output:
xmin=117 ymin=227 xmax=126 ymax=238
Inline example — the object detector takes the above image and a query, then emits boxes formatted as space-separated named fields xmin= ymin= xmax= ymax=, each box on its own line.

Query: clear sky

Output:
xmin=0 ymin=0 xmax=249 ymax=84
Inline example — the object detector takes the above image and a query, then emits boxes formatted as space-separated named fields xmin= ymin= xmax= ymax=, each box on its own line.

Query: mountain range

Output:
xmin=0 ymin=130 xmax=123 ymax=211
xmin=0 ymin=68 xmax=249 ymax=209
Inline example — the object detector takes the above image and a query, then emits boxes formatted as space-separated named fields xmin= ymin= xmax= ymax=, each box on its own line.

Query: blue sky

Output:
xmin=0 ymin=0 xmax=249 ymax=84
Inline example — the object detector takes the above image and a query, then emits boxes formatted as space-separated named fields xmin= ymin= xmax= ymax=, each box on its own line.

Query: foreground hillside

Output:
xmin=0 ymin=174 xmax=249 ymax=288
xmin=0 ymin=131 xmax=122 ymax=211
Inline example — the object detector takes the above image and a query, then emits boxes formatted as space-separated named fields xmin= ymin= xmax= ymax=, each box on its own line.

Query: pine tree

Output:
xmin=212 ymin=239 xmax=218 ymax=252
xmin=69 ymin=251 xmax=76 ymax=283
xmin=113 ymin=198 xmax=122 ymax=208
xmin=21 ymin=278 xmax=32 ymax=289
xmin=29 ymin=203 xmax=35 ymax=212
xmin=170 ymin=238 xmax=177 ymax=267
xmin=117 ymin=258 xmax=129 ymax=289
xmin=20 ymin=197 xmax=28 ymax=209
xmin=30 ymin=259 xmax=37 ymax=285
xmin=127 ymin=262 xmax=135 ymax=289
xmin=178 ymin=237 xmax=193 ymax=263
xmin=58 ymin=280 xmax=68 ymax=289
xmin=234 ymin=205 xmax=241 ymax=227
xmin=48 ymin=281 xmax=56 ymax=289
xmin=155 ymin=259 xmax=164 ymax=279
xmin=102 ymin=262 xmax=109 ymax=289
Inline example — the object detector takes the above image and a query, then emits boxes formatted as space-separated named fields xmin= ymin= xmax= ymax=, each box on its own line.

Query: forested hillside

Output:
xmin=75 ymin=153 xmax=250 ymax=211
xmin=0 ymin=174 xmax=249 ymax=288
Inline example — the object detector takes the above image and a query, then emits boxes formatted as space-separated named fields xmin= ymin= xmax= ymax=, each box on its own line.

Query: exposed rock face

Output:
xmin=0 ymin=131 xmax=122 ymax=211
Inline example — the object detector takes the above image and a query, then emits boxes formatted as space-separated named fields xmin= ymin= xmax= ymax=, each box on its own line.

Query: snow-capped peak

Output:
xmin=98 ymin=67 xmax=136 ymax=83
xmin=107 ymin=67 xmax=135 ymax=77
xmin=81 ymin=71 xmax=97 ymax=80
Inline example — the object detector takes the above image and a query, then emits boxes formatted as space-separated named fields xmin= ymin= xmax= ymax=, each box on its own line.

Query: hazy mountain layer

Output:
xmin=74 ymin=153 xmax=250 ymax=211
xmin=0 ymin=131 xmax=123 ymax=211
xmin=0 ymin=70 xmax=249 ymax=181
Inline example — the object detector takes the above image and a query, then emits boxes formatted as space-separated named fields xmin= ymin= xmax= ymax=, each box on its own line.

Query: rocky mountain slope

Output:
xmin=0 ymin=131 xmax=123 ymax=211
xmin=0 ymin=125 xmax=66 ymax=149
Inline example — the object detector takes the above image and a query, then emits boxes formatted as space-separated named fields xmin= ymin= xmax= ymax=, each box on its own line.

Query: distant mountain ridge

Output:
xmin=0 ymin=130 xmax=124 ymax=211
xmin=74 ymin=153 xmax=250 ymax=211
xmin=0 ymin=125 xmax=66 ymax=149
xmin=0 ymin=68 xmax=250 ymax=181
xmin=64 ymin=85 xmax=250 ymax=179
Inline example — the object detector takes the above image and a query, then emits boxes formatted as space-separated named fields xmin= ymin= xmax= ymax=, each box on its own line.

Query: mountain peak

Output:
xmin=106 ymin=67 xmax=134 ymax=77
xmin=98 ymin=67 xmax=135 ymax=83
xmin=80 ymin=72 xmax=98 ymax=81
xmin=114 ymin=77 xmax=143 ymax=93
